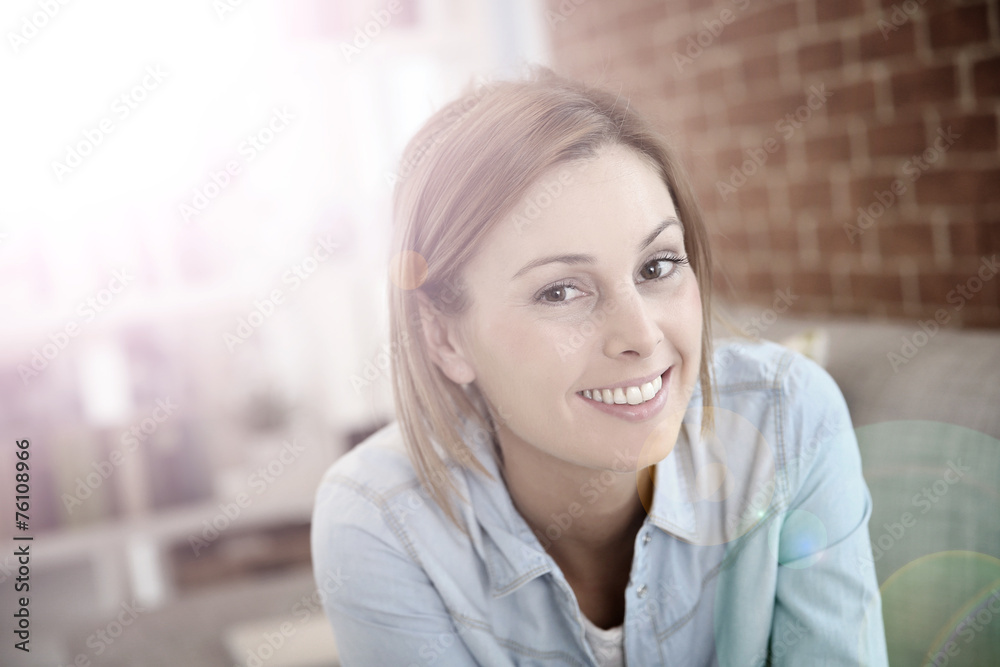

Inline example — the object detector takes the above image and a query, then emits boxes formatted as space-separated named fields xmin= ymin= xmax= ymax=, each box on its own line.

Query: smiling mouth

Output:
xmin=577 ymin=371 xmax=666 ymax=406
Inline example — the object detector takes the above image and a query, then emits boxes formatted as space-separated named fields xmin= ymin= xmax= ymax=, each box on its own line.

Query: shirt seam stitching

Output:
xmin=452 ymin=611 xmax=588 ymax=665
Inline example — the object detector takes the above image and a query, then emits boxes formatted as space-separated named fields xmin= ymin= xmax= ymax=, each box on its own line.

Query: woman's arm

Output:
xmin=768 ymin=355 xmax=889 ymax=666
xmin=311 ymin=480 xmax=482 ymax=667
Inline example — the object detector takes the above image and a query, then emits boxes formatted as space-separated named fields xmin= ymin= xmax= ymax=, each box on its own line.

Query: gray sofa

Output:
xmin=718 ymin=303 xmax=1000 ymax=666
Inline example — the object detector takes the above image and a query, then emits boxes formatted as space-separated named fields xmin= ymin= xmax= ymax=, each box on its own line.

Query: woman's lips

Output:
xmin=576 ymin=368 xmax=671 ymax=423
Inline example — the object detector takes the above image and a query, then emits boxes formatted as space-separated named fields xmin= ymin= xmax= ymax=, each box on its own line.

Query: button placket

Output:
xmin=629 ymin=520 xmax=652 ymax=610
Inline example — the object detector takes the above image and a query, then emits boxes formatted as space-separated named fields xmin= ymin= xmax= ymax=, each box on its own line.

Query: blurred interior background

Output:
xmin=0 ymin=0 xmax=997 ymax=665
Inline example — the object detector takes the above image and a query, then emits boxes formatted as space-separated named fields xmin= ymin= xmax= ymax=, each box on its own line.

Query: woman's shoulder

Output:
xmin=315 ymin=420 xmax=424 ymax=503
xmin=312 ymin=420 xmax=477 ymax=538
xmin=707 ymin=337 xmax=856 ymax=478
xmin=312 ymin=421 xmax=428 ymax=528
xmin=311 ymin=420 xmax=453 ymax=573
xmin=707 ymin=336 xmax=853 ymax=455
xmin=311 ymin=420 xmax=486 ymax=583
xmin=709 ymin=336 xmax=843 ymax=405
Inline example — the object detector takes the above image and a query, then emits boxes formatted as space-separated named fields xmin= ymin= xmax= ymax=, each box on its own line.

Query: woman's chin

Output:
xmin=637 ymin=415 xmax=684 ymax=468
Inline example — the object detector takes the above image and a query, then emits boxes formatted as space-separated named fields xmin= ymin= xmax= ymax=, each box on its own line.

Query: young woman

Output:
xmin=312 ymin=68 xmax=889 ymax=666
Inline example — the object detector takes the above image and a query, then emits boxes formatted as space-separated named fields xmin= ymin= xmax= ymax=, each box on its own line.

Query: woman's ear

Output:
xmin=414 ymin=291 xmax=477 ymax=386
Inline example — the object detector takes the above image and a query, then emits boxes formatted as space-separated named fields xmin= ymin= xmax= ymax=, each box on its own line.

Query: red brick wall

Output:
xmin=546 ymin=0 xmax=1000 ymax=327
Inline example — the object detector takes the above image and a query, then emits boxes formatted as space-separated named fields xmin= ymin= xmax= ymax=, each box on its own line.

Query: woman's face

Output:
xmin=437 ymin=143 xmax=703 ymax=473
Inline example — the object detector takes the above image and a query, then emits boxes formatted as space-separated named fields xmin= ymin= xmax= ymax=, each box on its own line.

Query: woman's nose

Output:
xmin=602 ymin=282 xmax=663 ymax=359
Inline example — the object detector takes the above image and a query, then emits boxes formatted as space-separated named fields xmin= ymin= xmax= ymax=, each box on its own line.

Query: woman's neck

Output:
xmin=496 ymin=430 xmax=655 ymax=573
xmin=491 ymin=422 xmax=662 ymax=629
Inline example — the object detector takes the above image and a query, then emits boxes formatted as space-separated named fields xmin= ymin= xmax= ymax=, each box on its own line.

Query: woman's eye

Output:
xmin=640 ymin=259 xmax=667 ymax=280
xmin=535 ymin=256 xmax=688 ymax=304
xmin=537 ymin=283 xmax=580 ymax=303
xmin=640 ymin=256 xmax=688 ymax=281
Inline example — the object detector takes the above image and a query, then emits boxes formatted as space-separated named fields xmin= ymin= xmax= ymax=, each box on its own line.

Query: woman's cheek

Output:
xmin=681 ymin=273 xmax=703 ymax=333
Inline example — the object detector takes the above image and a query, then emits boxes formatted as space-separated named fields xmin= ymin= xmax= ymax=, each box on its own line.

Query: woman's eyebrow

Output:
xmin=511 ymin=217 xmax=683 ymax=280
xmin=638 ymin=217 xmax=683 ymax=252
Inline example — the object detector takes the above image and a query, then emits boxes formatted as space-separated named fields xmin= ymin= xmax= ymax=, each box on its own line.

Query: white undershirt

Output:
xmin=580 ymin=613 xmax=625 ymax=667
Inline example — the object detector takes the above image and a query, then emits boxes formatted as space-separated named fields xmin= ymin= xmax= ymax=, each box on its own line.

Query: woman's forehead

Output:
xmin=494 ymin=147 xmax=678 ymax=245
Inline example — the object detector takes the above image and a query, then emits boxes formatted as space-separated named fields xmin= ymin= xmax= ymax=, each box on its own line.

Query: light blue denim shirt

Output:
xmin=312 ymin=338 xmax=889 ymax=666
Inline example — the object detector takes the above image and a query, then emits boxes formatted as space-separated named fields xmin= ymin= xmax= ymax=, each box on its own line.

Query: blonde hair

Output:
xmin=388 ymin=67 xmax=718 ymax=529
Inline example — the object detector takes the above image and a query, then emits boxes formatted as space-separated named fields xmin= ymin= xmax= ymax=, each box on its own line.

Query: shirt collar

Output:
xmin=457 ymin=416 xmax=553 ymax=597
xmin=645 ymin=418 xmax=701 ymax=543
xmin=456 ymin=407 xmax=704 ymax=597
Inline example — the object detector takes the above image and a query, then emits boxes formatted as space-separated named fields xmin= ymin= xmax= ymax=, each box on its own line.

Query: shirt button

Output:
xmin=642 ymin=532 xmax=652 ymax=546
xmin=636 ymin=584 xmax=648 ymax=599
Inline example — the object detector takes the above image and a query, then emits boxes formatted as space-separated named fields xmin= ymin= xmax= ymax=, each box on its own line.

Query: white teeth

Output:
xmin=626 ymin=386 xmax=642 ymax=405
xmin=581 ymin=372 xmax=666 ymax=406
xmin=640 ymin=381 xmax=655 ymax=401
